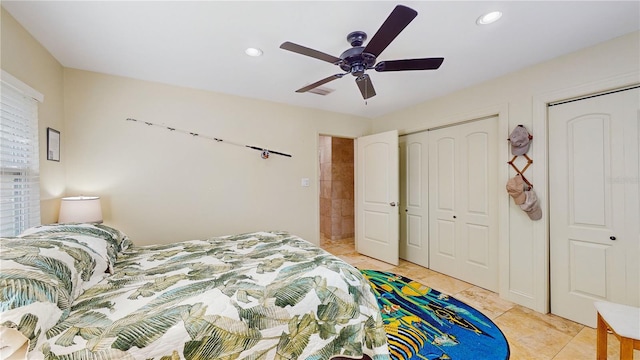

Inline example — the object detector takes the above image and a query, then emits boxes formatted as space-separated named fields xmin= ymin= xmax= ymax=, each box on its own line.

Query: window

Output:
xmin=0 ymin=72 xmax=43 ymax=236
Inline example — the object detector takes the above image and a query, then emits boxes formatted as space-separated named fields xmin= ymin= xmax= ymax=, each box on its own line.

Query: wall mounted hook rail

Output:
xmin=508 ymin=154 xmax=533 ymax=187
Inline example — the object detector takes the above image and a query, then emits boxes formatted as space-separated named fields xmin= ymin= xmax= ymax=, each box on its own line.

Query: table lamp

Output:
xmin=58 ymin=196 xmax=103 ymax=224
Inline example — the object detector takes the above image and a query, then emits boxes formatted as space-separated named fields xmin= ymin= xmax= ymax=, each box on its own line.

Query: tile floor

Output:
xmin=321 ymin=237 xmax=639 ymax=360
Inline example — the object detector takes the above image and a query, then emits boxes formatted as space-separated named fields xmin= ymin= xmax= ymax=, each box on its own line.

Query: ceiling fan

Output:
xmin=280 ymin=5 xmax=444 ymax=100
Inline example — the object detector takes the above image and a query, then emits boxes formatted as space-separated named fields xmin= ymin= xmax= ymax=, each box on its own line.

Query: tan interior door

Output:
xmin=429 ymin=117 xmax=499 ymax=291
xmin=399 ymin=132 xmax=429 ymax=267
xmin=549 ymin=87 xmax=639 ymax=327
xmin=356 ymin=130 xmax=399 ymax=265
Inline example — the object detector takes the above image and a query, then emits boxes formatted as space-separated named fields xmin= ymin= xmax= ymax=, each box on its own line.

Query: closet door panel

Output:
xmin=549 ymin=88 xmax=639 ymax=327
xmin=430 ymin=116 xmax=498 ymax=291
xmin=429 ymin=133 xmax=458 ymax=275
xmin=458 ymin=120 xmax=499 ymax=290
xmin=399 ymin=132 xmax=429 ymax=267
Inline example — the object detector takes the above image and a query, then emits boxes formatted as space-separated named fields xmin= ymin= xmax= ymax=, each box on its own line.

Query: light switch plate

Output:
xmin=301 ymin=178 xmax=310 ymax=187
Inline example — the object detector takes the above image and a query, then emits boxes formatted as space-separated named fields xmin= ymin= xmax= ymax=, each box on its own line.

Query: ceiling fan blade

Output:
xmin=296 ymin=74 xmax=344 ymax=93
xmin=375 ymin=57 xmax=444 ymax=72
xmin=280 ymin=41 xmax=342 ymax=64
xmin=363 ymin=5 xmax=418 ymax=58
xmin=356 ymin=74 xmax=376 ymax=99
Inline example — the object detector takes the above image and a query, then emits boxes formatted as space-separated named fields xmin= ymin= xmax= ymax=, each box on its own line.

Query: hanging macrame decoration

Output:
xmin=126 ymin=118 xmax=292 ymax=159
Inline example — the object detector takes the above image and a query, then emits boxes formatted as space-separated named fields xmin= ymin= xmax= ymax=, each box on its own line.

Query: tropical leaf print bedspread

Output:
xmin=29 ymin=230 xmax=390 ymax=359
xmin=1 ymin=224 xmax=128 ymax=356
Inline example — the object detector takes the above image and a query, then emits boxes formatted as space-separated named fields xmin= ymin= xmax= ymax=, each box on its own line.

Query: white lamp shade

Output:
xmin=58 ymin=196 xmax=103 ymax=224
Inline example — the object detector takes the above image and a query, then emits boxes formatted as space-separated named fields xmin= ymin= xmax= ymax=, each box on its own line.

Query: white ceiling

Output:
xmin=3 ymin=1 xmax=639 ymax=118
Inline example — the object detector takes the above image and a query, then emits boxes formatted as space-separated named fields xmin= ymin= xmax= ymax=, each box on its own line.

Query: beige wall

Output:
xmin=372 ymin=31 xmax=640 ymax=312
xmin=1 ymin=8 xmax=65 ymax=223
xmin=1 ymin=5 xmax=371 ymax=245
xmin=62 ymin=69 xmax=371 ymax=245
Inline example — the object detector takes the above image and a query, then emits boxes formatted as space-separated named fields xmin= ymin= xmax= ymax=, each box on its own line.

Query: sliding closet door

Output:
xmin=399 ymin=132 xmax=429 ymax=267
xmin=549 ymin=87 xmax=639 ymax=327
xmin=429 ymin=116 xmax=499 ymax=291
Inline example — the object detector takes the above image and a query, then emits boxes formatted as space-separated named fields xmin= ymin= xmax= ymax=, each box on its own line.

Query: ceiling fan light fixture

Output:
xmin=245 ymin=47 xmax=263 ymax=57
xmin=476 ymin=11 xmax=502 ymax=25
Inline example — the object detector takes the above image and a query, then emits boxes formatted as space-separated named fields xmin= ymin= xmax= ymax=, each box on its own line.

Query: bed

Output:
xmin=0 ymin=224 xmax=390 ymax=360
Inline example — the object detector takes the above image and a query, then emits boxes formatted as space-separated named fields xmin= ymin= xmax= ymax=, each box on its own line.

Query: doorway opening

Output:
xmin=318 ymin=135 xmax=355 ymax=244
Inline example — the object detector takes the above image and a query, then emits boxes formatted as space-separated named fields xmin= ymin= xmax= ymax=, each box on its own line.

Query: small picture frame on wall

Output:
xmin=47 ymin=127 xmax=60 ymax=161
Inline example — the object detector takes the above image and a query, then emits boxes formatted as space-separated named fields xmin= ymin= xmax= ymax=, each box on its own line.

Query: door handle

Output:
xmin=390 ymin=202 xmax=397 ymax=207
xmin=609 ymin=236 xmax=616 ymax=241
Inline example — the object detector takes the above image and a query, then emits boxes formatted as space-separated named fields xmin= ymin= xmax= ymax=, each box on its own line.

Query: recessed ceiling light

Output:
xmin=476 ymin=11 xmax=502 ymax=25
xmin=245 ymin=47 xmax=263 ymax=57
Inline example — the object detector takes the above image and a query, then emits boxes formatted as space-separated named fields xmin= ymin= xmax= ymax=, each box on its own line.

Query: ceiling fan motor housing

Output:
xmin=340 ymin=31 xmax=377 ymax=76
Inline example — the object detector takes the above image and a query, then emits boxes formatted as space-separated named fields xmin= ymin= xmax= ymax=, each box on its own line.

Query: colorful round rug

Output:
xmin=361 ymin=270 xmax=510 ymax=360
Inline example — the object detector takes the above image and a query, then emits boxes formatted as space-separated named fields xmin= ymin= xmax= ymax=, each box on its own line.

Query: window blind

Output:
xmin=0 ymin=79 xmax=41 ymax=236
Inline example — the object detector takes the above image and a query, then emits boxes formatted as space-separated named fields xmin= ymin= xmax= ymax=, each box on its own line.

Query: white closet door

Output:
xmin=429 ymin=116 xmax=499 ymax=291
xmin=549 ymin=88 xmax=639 ymax=327
xmin=399 ymin=132 xmax=429 ymax=267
